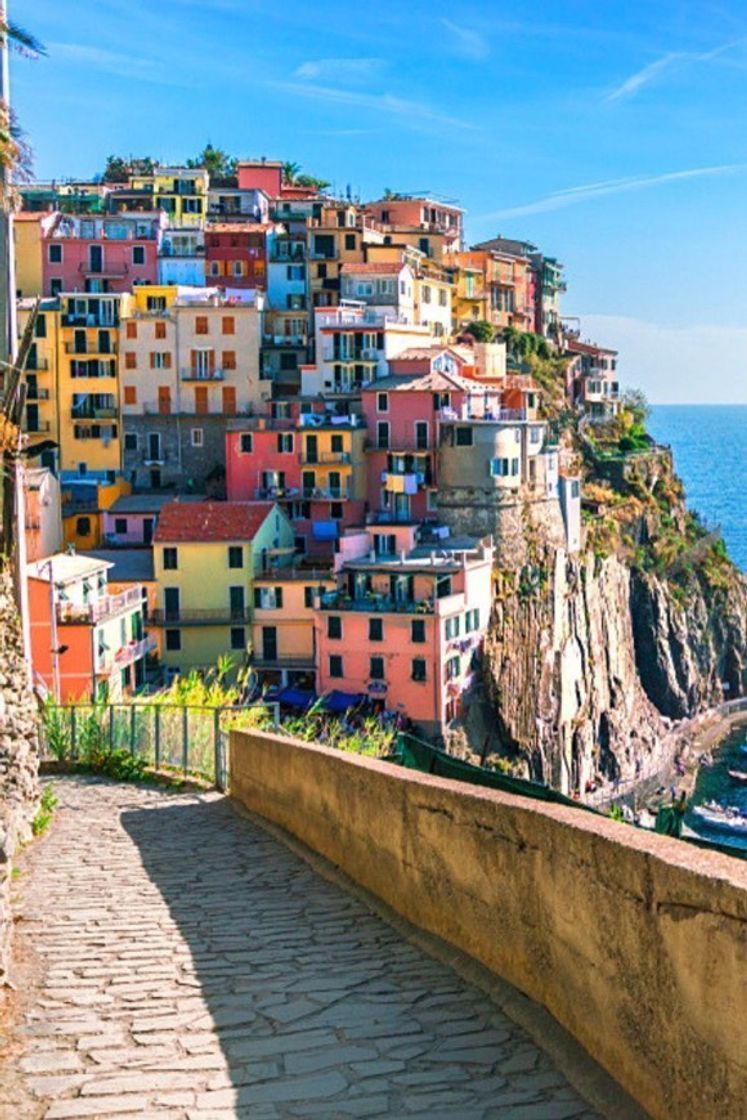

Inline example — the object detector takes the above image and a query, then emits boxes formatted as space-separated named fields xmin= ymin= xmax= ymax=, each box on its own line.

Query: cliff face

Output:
xmin=484 ymin=547 xmax=747 ymax=796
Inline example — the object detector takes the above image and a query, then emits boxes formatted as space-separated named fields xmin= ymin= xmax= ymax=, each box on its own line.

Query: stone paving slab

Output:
xmin=2 ymin=777 xmax=606 ymax=1119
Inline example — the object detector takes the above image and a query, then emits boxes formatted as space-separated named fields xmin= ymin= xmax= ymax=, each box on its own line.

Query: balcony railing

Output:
xmin=26 ymin=387 xmax=50 ymax=400
xmin=252 ymin=654 xmax=315 ymax=669
xmin=151 ymin=607 xmax=251 ymax=626
xmin=319 ymin=591 xmax=435 ymax=615
xmin=26 ymin=358 xmax=49 ymax=372
xmin=79 ymin=262 xmax=130 ymax=277
xmin=57 ymin=585 xmax=143 ymax=625
xmin=61 ymin=314 xmax=119 ymax=328
xmin=302 ymin=487 xmax=350 ymax=500
xmin=300 ymin=451 xmax=351 ymax=465
xmin=322 ymin=348 xmax=379 ymax=363
xmin=254 ymin=486 xmax=299 ymax=500
xmin=27 ymin=420 xmax=51 ymax=433
xmin=113 ymin=635 xmax=157 ymax=668
xmin=180 ymin=368 xmax=225 ymax=381
xmin=64 ymin=342 xmax=118 ymax=356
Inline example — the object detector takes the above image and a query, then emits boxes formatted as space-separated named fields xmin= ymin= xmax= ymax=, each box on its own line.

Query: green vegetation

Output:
xmin=187 ymin=143 xmax=236 ymax=178
xmin=31 ymin=784 xmax=58 ymax=837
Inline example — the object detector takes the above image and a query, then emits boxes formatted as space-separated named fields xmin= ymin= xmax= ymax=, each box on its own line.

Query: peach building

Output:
xmin=315 ymin=529 xmax=493 ymax=736
xmin=251 ymin=563 xmax=337 ymax=691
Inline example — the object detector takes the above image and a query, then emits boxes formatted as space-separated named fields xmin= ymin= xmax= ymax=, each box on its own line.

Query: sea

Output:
xmin=647 ymin=405 xmax=747 ymax=850
xmin=648 ymin=404 xmax=747 ymax=572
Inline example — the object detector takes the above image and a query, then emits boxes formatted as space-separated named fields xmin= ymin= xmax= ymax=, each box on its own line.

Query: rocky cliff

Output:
xmin=480 ymin=428 xmax=747 ymax=795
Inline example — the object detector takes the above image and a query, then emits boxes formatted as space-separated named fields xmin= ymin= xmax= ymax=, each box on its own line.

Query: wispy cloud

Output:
xmin=294 ymin=58 xmax=385 ymax=83
xmin=606 ymin=36 xmax=747 ymax=101
xmin=479 ymin=163 xmax=747 ymax=221
xmin=271 ymin=80 xmax=477 ymax=131
xmin=440 ymin=19 xmax=489 ymax=61
xmin=49 ymin=42 xmax=156 ymax=73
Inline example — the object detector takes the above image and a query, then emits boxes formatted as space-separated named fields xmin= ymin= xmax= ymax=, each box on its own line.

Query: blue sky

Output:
xmin=13 ymin=0 xmax=747 ymax=402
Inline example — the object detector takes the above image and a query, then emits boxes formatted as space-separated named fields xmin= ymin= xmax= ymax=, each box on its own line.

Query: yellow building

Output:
xmin=307 ymin=201 xmax=385 ymax=311
xmin=299 ymin=423 xmax=367 ymax=502
xmin=129 ymin=167 xmax=209 ymax=228
xmin=14 ymin=211 xmax=58 ymax=298
xmin=17 ymin=298 xmax=60 ymax=469
xmin=252 ymin=565 xmax=336 ymax=690
xmin=61 ymin=475 xmax=131 ymax=551
xmin=444 ymin=253 xmax=488 ymax=328
xmin=153 ymin=500 xmax=296 ymax=672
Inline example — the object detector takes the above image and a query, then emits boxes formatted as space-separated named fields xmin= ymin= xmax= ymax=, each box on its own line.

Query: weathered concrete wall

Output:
xmin=437 ymin=489 xmax=566 ymax=568
xmin=231 ymin=728 xmax=747 ymax=1120
xmin=0 ymin=564 xmax=39 ymax=983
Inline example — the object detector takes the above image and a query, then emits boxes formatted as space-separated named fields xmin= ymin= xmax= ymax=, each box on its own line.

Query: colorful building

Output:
xmin=42 ymin=212 xmax=163 ymax=297
xmin=60 ymin=473 xmax=131 ymax=551
xmin=128 ymin=167 xmax=209 ymax=228
xmin=14 ymin=211 xmax=58 ymax=298
xmin=364 ymin=196 xmax=464 ymax=258
xmin=152 ymin=501 xmax=295 ymax=673
xmin=23 ymin=467 xmax=62 ymax=564
xmin=27 ymin=552 xmax=153 ymax=702
xmin=158 ymin=228 xmax=206 ymax=287
xmin=119 ymin=285 xmax=268 ymax=491
xmin=251 ymin=563 xmax=336 ymax=691
xmin=315 ymin=529 xmax=492 ymax=736
xmin=205 ymin=224 xmax=271 ymax=289
xmin=17 ymin=298 xmax=60 ymax=468
xmin=564 ymin=335 xmax=620 ymax=417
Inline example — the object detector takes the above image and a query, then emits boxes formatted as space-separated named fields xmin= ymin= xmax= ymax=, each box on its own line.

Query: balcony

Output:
xmin=262 ymin=334 xmax=307 ymax=347
xmin=322 ymin=348 xmax=379 ymax=363
xmin=151 ymin=607 xmax=252 ymax=626
xmin=382 ymin=472 xmax=422 ymax=493
xmin=252 ymin=654 xmax=316 ymax=670
xmin=27 ymin=420 xmax=52 ymax=433
xmin=254 ymin=486 xmax=300 ymax=500
xmin=319 ymin=591 xmax=434 ymax=615
xmin=78 ymin=262 xmax=130 ymax=278
xmin=302 ymin=487 xmax=350 ymax=500
xmin=26 ymin=387 xmax=50 ymax=400
xmin=57 ymin=585 xmax=143 ymax=625
xmin=269 ymin=248 xmax=306 ymax=263
xmin=64 ymin=342 xmax=118 ymax=356
xmin=300 ymin=451 xmax=351 ymax=466
xmin=113 ymin=634 xmax=157 ymax=668
xmin=61 ymin=314 xmax=119 ymax=328
xmin=180 ymin=368 xmax=225 ymax=382
xmin=26 ymin=358 xmax=49 ymax=372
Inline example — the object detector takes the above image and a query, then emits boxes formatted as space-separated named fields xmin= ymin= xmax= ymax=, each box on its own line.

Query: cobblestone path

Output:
xmin=4 ymin=777 xmax=606 ymax=1119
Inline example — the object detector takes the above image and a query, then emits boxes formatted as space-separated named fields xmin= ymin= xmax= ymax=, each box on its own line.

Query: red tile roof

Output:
xmin=154 ymin=501 xmax=275 ymax=543
xmin=206 ymin=223 xmax=274 ymax=233
xmin=340 ymin=262 xmax=405 ymax=275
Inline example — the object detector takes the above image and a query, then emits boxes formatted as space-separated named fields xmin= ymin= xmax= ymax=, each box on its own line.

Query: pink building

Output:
xmin=237 ymin=160 xmax=319 ymax=202
xmin=43 ymin=212 xmax=163 ymax=296
xmin=314 ymin=530 xmax=493 ymax=736
xmin=364 ymin=197 xmax=463 ymax=252
xmin=361 ymin=355 xmax=471 ymax=523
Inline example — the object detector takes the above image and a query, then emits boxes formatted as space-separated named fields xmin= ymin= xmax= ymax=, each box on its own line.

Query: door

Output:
xmin=195 ymin=386 xmax=208 ymax=415
xmin=164 ymin=587 xmax=180 ymax=622
xmin=26 ymin=403 xmax=39 ymax=432
xmin=222 ymin=386 xmax=236 ymax=416
xmin=148 ymin=433 xmax=161 ymax=461
xmin=158 ymin=386 xmax=171 ymax=415
xmin=143 ymin=518 xmax=154 ymax=545
xmin=305 ymin=434 xmax=318 ymax=463
xmin=89 ymin=245 xmax=103 ymax=273
xmin=229 ymin=585 xmax=245 ymax=620
xmin=74 ymin=329 xmax=87 ymax=355
xmin=302 ymin=470 xmax=315 ymax=497
xmin=415 ymin=421 xmax=429 ymax=450
xmin=262 ymin=626 xmax=277 ymax=661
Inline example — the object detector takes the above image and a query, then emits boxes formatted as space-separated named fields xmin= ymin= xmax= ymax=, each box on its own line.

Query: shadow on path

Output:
xmin=121 ymin=791 xmax=601 ymax=1120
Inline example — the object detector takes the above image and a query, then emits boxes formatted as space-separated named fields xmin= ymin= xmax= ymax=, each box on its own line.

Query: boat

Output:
xmin=691 ymin=803 xmax=747 ymax=836
xmin=728 ymin=770 xmax=747 ymax=785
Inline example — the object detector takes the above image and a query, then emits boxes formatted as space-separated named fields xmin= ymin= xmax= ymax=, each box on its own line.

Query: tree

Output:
xmin=187 ymin=143 xmax=236 ymax=179
xmin=621 ymin=387 xmax=649 ymax=425
xmin=282 ymin=161 xmax=301 ymax=185
xmin=102 ymin=155 xmax=130 ymax=183
xmin=463 ymin=320 xmax=495 ymax=343
xmin=295 ymin=173 xmax=330 ymax=190
xmin=0 ymin=18 xmax=44 ymax=184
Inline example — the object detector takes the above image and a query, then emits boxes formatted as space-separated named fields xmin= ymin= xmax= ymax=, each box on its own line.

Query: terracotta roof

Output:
xmin=365 ymin=369 xmax=472 ymax=394
xmin=154 ymin=501 xmax=275 ymax=543
xmin=206 ymin=223 xmax=274 ymax=233
xmin=340 ymin=262 xmax=405 ymax=275
xmin=392 ymin=346 xmax=471 ymax=364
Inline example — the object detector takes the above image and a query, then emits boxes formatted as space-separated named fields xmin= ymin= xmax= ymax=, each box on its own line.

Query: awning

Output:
xmin=265 ymin=687 xmax=316 ymax=710
xmin=319 ymin=690 xmax=365 ymax=713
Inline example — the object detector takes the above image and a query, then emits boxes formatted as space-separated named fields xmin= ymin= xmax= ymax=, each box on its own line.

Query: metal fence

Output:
xmin=40 ymin=702 xmax=279 ymax=792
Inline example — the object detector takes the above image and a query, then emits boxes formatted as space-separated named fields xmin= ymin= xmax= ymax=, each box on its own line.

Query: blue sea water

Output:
xmin=648 ymin=405 xmax=747 ymax=572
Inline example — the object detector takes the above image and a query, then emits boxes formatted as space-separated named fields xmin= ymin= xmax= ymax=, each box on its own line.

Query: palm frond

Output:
xmin=3 ymin=21 xmax=45 ymax=58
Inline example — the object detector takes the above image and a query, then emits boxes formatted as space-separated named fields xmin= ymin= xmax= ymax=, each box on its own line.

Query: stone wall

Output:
xmin=437 ymin=489 xmax=567 ymax=568
xmin=0 ymin=563 xmax=39 ymax=984
xmin=122 ymin=415 xmax=228 ymax=494
xmin=230 ymin=727 xmax=747 ymax=1120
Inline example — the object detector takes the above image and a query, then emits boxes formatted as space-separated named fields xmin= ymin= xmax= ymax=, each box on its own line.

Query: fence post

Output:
xmin=130 ymin=704 xmax=136 ymax=758
xmin=70 ymin=706 xmax=77 ymax=761
xmin=213 ymin=708 xmax=223 ymax=792
xmin=154 ymin=705 xmax=161 ymax=772
xmin=109 ymin=704 xmax=114 ymax=753
xmin=182 ymin=706 xmax=189 ymax=777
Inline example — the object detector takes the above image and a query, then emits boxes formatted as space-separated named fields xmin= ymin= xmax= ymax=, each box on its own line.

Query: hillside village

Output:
xmin=11 ymin=157 xmax=631 ymax=742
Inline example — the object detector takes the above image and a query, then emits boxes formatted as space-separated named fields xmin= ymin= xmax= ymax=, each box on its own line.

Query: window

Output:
xmin=530 ymin=427 xmax=542 ymax=444
xmin=377 ymin=421 xmax=389 ymax=450
xmin=76 ymin=516 xmax=91 ymax=536
xmin=124 ymin=432 xmax=137 ymax=451
xmin=439 ymin=288 xmax=448 ymax=307
xmin=254 ymin=587 xmax=283 ymax=609
xmin=331 ymin=434 xmax=344 ymax=454
xmin=415 ymin=421 xmax=429 ymax=450
xmin=209 ymin=261 xmax=221 ymax=277
xmin=571 ymin=480 xmax=580 ymax=499
xmin=230 ymin=627 xmax=246 ymax=651
xmin=327 ymin=615 xmax=342 ymax=639
xmin=369 ymin=655 xmax=385 ymax=681
xmin=50 ymin=279 xmax=62 ymax=296
xmin=377 ymin=392 xmax=388 ymax=413
xmin=240 ymin=433 xmax=253 ymax=453
xmin=422 ymin=285 xmax=432 ymax=304
xmin=35 ymin=314 xmax=46 ymax=338
xmin=48 ymin=244 xmax=62 ymax=263
xmin=329 ymin=654 xmax=343 ymax=678
xmin=455 ymin=427 xmax=473 ymax=446
xmin=465 ymin=608 xmax=480 ymax=632
xmin=232 ymin=261 xmax=243 ymax=277
xmin=446 ymin=656 xmax=460 ymax=680
xmin=222 ymin=350 xmax=236 ymax=370
xmin=411 ymin=658 xmax=427 ymax=682
xmin=195 ymin=315 xmax=208 ymax=335
xmin=445 ymin=616 xmax=461 ymax=640
xmin=304 ymin=587 xmax=315 ymax=608
xmin=191 ymin=428 xmax=204 ymax=447
xmin=113 ymin=518 xmax=127 ymax=535
xmin=277 ymin=433 xmax=293 ymax=453
xmin=317 ymin=263 xmax=327 ymax=279
xmin=165 ymin=629 xmax=182 ymax=652
xmin=124 ymin=385 xmax=136 ymax=405
xmin=228 ymin=546 xmax=243 ymax=569
xmin=369 ymin=618 xmax=383 ymax=642
xmin=287 ymin=265 xmax=305 ymax=281
xmin=125 ymin=352 xmax=136 ymax=370
xmin=155 ymin=321 xmax=166 ymax=340
xmin=344 ymin=233 xmax=356 ymax=250
xmin=132 ymin=246 xmax=145 ymax=265
xmin=126 ymin=321 xmax=137 ymax=339
xmin=163 ymin=547 xmax=178 ymax=570
xmin=222 ymin=316 xmax=235 ymax=335
xmin=411 ymin=619 xmax=426 ymax=643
